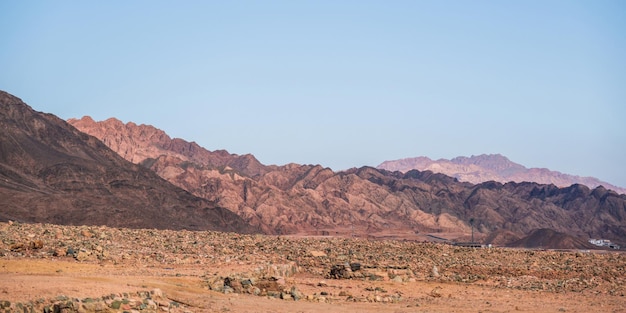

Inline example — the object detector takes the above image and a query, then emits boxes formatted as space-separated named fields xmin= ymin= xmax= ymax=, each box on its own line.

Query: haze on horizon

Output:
xmin=1 ymin=1 xmax=624 ymax=187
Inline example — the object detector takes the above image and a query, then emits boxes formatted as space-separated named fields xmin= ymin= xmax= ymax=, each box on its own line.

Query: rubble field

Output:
xmin=1 ymin=221 xmax=624 ymax=313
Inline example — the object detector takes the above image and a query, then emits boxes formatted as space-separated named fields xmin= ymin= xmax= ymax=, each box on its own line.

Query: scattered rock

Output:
xmin=309 ymin=250 xmax=327 ymax=257
xmin=329 ymin=263 xmax=353 ymax=279
xmin=430 ymin=286 xmax=443 ymax=298
xmin=75 ymin=250 xmax=90 ymax=262
xmin=66 ymin=247 xmax=76 ymax=257
xmin=391 ymin=276 xmax=403 ymax=283
xmin=0 ymin=290 xmax=174 ymax=313
xmin=350 ymin=262 xmax=361 ymax=272
xmin=1 ymin=220 xmax=624 ymax=307
xmin=29 ymin=240 xmax=43 ymax=249
xmin=10 ymin=243 xmax=25 ymax=252
xmin=290 ymin=286 xmax=302 ymax=301
xmin=432 ymin=265 xmax=440 ymax=278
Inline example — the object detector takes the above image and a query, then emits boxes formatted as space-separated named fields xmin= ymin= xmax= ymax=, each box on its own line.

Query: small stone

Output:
xmin=0 ymin=300 xmax=10 ymax=308
xmin=224 ymin=277 xmax=243 ymax=293
xmin=10 ymin=243 xmax=25 ymax=252
xmin=432 ymin=265 xmax=440 ymax=278
xmin=290 ymin=286 xmax=302 ymax=301
xmin=151 ymin=288 xmax=163 ymax=298
xmin=55 ymin=296 xmax=69 ymax=302
xmin=75 ymin=251 xmax=89 ymax=261
xmin=206 ymin=277 xmax=224 ymax=291
xmin=30 ymin=240 xmax=44 ymax=249
xmin=66 ymin=247 xmax=76 ymax=256
xmin=53 ymin=248 xmax=66 ymax=257
xmin=309 ymin=250 xmax=327 ymax=257
xmin=330 ymin=264 xmax=352 ymax=279
xmin=274 ymin=276 xmax=286 ymax=286
xmin=430 ymin=287 xmax=443 ymax=298
xmin=110 ymin=300 xmax=122 ymax=309
xmin=350 ymin=263 xmax=361 ymax=271
xmin=82 ymin=301 xmax=106 ymax=311
xmin=144 ymin=299 xmax=157 ymax=309
xmin=280 ymin=292 xmax=292 ymax=300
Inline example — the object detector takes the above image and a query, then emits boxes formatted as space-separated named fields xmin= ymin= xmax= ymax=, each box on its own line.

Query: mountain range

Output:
xmin=0 ymin=91 xmax=257 ymax=233
xmin=0 ymin=90 xmax=624 ymax=249
xmin=67 ymin=114 xmax=626 ymax=247
xmin=377 ymin=155 xmax=626 ymax=195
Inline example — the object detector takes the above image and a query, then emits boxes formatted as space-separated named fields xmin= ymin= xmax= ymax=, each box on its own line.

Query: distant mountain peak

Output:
xmin=451 ymin=153 xmax=510 ymax=164
xmin=378 ymin=154 xmax=625 ymax=195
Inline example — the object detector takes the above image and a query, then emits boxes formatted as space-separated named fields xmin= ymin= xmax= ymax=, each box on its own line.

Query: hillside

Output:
xmin=507 ymin=228 xmax=598 ymax=250
xmin=0 ymin=91 xmax=257 ymax=233
xmin=377 ymin=154 xmax=626 ymax=195
xmin=69 ymin=117 xmax=626 ymax=247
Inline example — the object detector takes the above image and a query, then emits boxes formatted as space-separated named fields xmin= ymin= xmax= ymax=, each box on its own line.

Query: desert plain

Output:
xmin=1 ymin=221 xmax=624 ymax=313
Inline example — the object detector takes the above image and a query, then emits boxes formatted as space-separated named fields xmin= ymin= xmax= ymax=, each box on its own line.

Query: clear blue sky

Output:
xmin=1 ymin=1 xmax=625 ymax=187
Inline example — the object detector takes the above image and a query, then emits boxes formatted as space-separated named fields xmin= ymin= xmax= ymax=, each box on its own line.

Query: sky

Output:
xmin=1 ymin=1 xmax=625 ymax=187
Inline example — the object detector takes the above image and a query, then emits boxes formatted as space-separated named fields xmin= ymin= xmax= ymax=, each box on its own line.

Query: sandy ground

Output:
xmin=1 ymin=222 xmax=625 ymax=312
xmin=1 ymin=258 xmax=625 ymax=313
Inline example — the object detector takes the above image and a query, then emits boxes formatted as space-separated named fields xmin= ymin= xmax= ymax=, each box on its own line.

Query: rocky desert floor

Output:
xmin=1 ymin=221 xmax=625 ymax=313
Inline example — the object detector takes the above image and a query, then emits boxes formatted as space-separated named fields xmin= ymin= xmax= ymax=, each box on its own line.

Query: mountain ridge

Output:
xmin=0 ymin=90 xmax=258 ymax=233
xmin=377 ymin=154 xmax=626 ymax=195
xmin=67 ymin=116 xmax=272 ymax=178
xmin=69 ymin=115 xmax=626 ymax=247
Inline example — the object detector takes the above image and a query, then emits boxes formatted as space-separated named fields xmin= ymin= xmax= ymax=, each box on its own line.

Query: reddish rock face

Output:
xmin=69 ymin=114 xmax=626 ymax=248
xmin=0 ymin=91 xmax=258 ymax=234
xmin=67 ymin=116 xmax=270 ymax=178
xmin=377 ymin=154 xmax=626 ymax=195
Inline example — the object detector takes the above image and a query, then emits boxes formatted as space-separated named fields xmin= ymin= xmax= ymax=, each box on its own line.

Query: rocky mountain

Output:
xmin=377 ymin=154 xmax=626 ymax=195
xmin=70 ymin=117 xmax=626 ymax=247
xmin=0 ymin=91 xmax=257 ymax=233
xmin=67 ymin=116 xmax=271 ymax=178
